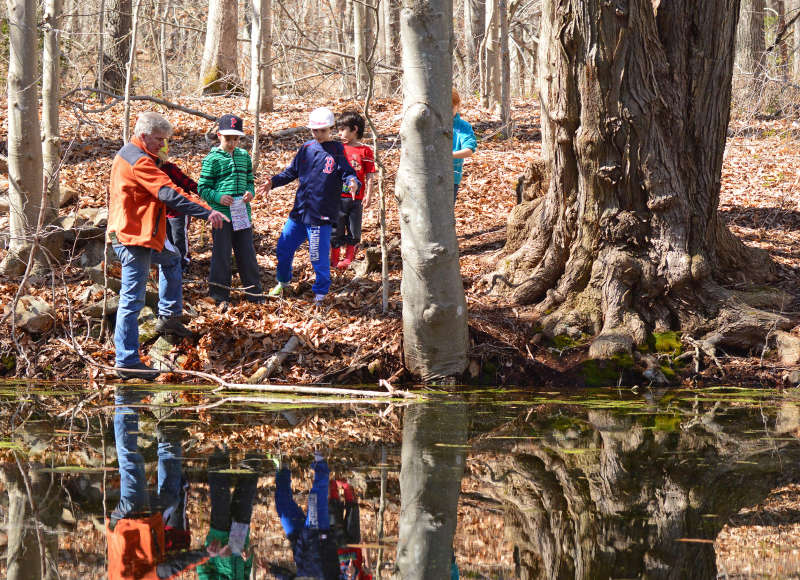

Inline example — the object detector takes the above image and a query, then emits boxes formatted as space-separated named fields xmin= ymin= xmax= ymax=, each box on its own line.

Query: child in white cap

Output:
xmin=258 ymin=107 xmax=359 ymax=304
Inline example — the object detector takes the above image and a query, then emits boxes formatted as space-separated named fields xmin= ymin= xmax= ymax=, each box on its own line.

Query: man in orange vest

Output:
xmin=108 ymin=111 xmax=229 ymax=380
xmin=107 ymin=390 xmax=221 ymax=579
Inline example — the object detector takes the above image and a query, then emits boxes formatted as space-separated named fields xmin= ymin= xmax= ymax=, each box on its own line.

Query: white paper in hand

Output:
xmin=228 ymin=521 xmax=249 ymax=556
xmin=230 ymin=197 xmax=251 ymax=231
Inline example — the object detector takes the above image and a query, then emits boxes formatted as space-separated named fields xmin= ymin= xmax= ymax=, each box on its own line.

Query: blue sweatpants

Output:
xmin=275 ymin=218 xmax=332 ymax=296
xmin=274 ymin=460 xmax=331 ymax=538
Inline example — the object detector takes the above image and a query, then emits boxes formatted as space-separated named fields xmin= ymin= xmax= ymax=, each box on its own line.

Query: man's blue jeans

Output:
xmin=275 ymin=218 xmax=332 ymax=296
xmin=112 ymin=242 xmax=183 ymax=367
xmin=275 ymin=460 xmax=330 ymax=538
xmin=113 ymin=387 xmax=183 ymax=519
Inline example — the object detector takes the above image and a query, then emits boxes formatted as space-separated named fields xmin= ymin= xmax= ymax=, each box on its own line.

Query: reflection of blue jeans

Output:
xmin=112 ymin=243 xmax=183 ymax=367
xmin=275 ymin=218 xmax=332 ymax=295
xmin=113 ymin=387 xmax=183 ymax=518
xmin=275 ymin=460 xmax=330 ymax=538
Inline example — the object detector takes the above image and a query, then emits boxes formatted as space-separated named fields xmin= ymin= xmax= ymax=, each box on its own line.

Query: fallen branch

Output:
xmin=62 ymin=87 xmax=218 ymax=121
xmin=57 ymin=338 xmax=417 ymax=400
xmin=246 ymin=335 xmax=300 ymax=383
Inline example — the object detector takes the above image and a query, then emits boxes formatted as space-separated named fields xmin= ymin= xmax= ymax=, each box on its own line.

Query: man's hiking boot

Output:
xmin=155 ymin=315 xmax=192 ymax=337
xmin=116 ymin=362 xmax=161 ymax=381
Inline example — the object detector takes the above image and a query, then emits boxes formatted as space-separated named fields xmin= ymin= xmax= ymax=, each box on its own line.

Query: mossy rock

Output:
xmin=653 ymin=331 xmax=682 ymax=354
xmin=579 ymin=353 xmax=636 ymax=387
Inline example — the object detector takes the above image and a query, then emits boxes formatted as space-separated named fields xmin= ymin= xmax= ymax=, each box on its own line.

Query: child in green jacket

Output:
xmin=199 ymin=114 xmax=264 ymax=306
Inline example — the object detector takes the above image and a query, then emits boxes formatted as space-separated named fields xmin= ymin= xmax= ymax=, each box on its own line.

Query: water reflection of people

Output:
xmin=271 ymin=452 xmax=371 ymax=580
xmin=197 ymin=447 xmax=261 ymax=579
xmin=108 ymin=387 xmax=216 ymax=579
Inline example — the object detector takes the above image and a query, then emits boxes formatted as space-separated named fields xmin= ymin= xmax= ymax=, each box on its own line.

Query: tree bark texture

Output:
xmin=397 ymin=0 xmax=469 ymax=381
xmin=42 ymin=0 xmax=62 ymax=216
xmin=199 ymin=0 xmax=242 ymax=94
xmin=481 ymin=0 xmax=501 ymax=110
xmin=248 ymin=0 xmax=274 ymax=112
xmin=480 ymin=404 xmax=800 ymax=579
xmin=464 ymin=0 xmax=484 ymax=94
xmin=3 ymin=0 xmax=47 ymax=277
xmin=492 ymin=0 xmax=788 ymax=358
xmin=378 ymin=0 xmax=401 ymax=95
xmin=499 ymin=0 xmax=511 ymax=136
xmin=396 ymin=400 xmax=467 ymax=579
xmin=354 ymin=0 xmax=369 ymax=95
xmin=103 ymin=0 xmax=132 ymax=93
xmin=736 ymin=0 xmax=766 ymax=79
xmin=793 ymin=0 xmax=800 ymax=83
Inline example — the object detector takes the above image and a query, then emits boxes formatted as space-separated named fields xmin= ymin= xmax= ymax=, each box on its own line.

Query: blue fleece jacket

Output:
xmin=452 ymin=114 xmax=477 ymax=185
xmin=270 ymin=140 xmax=360 ymax=226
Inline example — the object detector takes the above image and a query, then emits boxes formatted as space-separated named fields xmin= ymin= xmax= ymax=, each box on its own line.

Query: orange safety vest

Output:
xmin=108 ymin=136 xmax=210 ymax=251
xmin=107 ymin=513 xmax=164 ymax=580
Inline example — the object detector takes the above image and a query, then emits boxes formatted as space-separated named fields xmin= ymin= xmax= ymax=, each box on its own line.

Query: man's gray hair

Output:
xmin=133 ymin=112 xmax=173 ymax=138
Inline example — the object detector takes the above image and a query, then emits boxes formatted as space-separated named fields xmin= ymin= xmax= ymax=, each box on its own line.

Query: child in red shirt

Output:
xmin=332 ymin=111 xmax=375 ymax=269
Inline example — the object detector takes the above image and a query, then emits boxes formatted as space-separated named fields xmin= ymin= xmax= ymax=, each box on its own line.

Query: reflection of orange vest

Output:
xmin=107 ymin=513 xmax=164 ymax=580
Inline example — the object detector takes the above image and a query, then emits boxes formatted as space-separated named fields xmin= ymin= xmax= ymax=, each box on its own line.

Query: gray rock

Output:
xmin=92 ymin=207 xmax=108 ymax=228
xmin=776 ymin=403 xmax=800 ymax=434
xmin=84 ymin=295 xmax=120 ymax=318
xmin=138 ymin=306 xmax=159 ymax=343
xmin=59 ymin=184 xmax=79 ymax=208
xmin=776 ymin=331 xmax=800 ymax=366
xmin=787 ymin=370 xmax=800 ymax=385
xmin=4 ymin=296 xmax=54 ymax=334
xmin=148 ymin=336 xmax=176 ymax=371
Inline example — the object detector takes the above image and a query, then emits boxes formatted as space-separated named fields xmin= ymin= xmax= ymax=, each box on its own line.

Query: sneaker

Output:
xmin=116 ymin=362 xmax=161 ymax=381
xmin=314 ymin=294 xmax=326 ymax=304
xmin=269 ymin=282 xmax=288 ymax=297
xmin=154 ymin=316 xmax=192 ymax=337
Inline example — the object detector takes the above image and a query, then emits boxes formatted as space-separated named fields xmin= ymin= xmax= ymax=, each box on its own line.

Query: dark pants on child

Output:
xmin=332 ymin=198 xmax=363 ymax=247
xmin=209 ymin=222 xmax=263 ymax=303
xmin=166 ymin=215 xmax=190 ymax=269
xmin=208 ymin=455 xmax=258 ymax=532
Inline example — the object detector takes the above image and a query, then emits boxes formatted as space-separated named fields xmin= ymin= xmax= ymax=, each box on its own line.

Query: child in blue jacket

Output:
xmin=259 ymin=107 xmax=359 ymax=304
xmin=452 ymin=89 xmax=477 ymax=202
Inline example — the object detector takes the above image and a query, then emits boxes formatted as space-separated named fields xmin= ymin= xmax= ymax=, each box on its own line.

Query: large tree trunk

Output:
xmin=248 ymin=0 xmax=274 ymax=112
xmin=480 ymin=403 xmax=800 ymax=579
xmin=793 ymin=0 xmax=800 ymax=83
xmin=396 ymin=400 xmax=466 ymax=579
xmin=199 ymin=0 xmax=242 ymax=94
xmin=492 ymin=0 xmax=789 ymax=358
xmin=397 ymin=0 xmax=468 ymax=381
xmin=463 ymin=0 xmax=484 ymax=94
xmin=3 ymin=0 xmax=50 ymax=277
xmin=103 ymin=0 xmax=132 ymax=93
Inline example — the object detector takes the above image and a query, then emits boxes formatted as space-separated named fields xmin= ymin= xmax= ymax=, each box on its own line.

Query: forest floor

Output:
xmin=1 ymin=95 xmax=800 ymax=388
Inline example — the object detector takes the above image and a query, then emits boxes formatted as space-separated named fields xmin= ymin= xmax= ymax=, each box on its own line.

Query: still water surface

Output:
xmin=1 ymin=383 xmax=800 ymax=579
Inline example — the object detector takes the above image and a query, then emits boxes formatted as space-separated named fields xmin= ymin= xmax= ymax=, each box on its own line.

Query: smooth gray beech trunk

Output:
xmin=42 ymin=0 xmax=62 ymax=210
xmin=794 ymin=0 xmax=800 ymax=83
xmin=354 ymin=0 xmax=369 ymax=95
xmin=463 ymin=0 xmax=484 ymax=94
xmin=396 ymin=401 xmax=466 ymax=579
xmin=199 ymin=0 xmax=242 ymax=93
xmin=3 ymin=0 xmax=47 ymax=277
xmin=248 ymin=0 xmax=274 ymax=112
xmin=481 ymin=0 xmax=501 ymax=110
xmin=397 ymin=0 xmax=468 ymax=381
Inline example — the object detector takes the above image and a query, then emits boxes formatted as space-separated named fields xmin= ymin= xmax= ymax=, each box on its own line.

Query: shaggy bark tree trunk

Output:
xmin=736 ymin=0 xmax=766 ymax=79
xmin=42 ymin=0 xmax=62 ymax=216
xmin=396 ymin=400 xmax=466 ymax=579
xmin=248 ymin=0 xmax=273 ymax=112
xmin=397 ymin=0 xmax=468 ymax=381
xmin=103 ymin=0 xmax=132 ymax=93
xmin=492 ymin=0 xmax=789 ymax=358
xmin=464 ymin=0 xmax=484 ymax=94
xmin=199 ymin=0 xmax=242 ymax=94
xmin=2 ymin=0 xmax=51 ymax=277
xmin=482 ymin=404 xmax=800 ymax=579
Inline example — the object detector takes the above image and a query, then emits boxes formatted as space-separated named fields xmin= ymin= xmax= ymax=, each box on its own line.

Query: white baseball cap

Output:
xmin=308 ymin=107 xmax=335 ymax=129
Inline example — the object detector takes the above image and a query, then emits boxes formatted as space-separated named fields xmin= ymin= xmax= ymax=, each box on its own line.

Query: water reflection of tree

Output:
xmin=477 ymin=402 xmax=800 ymax=580
xmin=396 ymin=400 xmax=467 ymax=579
